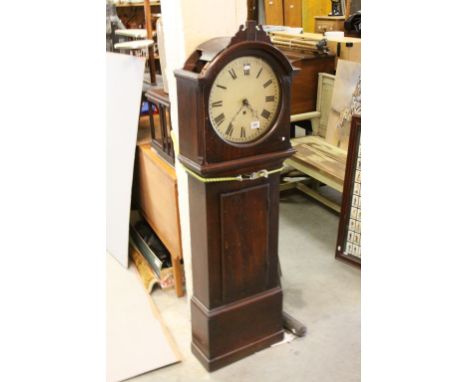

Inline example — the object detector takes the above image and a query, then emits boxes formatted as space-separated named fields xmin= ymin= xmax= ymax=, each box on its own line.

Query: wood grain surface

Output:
xmin=284 ymin=0 xmax=302 ymax=27
xmin=136 ymin=144 xmax=184 ymax=296
xmin=335 ymin=115 xmax=361 ymax=266
xmin=264 ymin=0 xmax=284 ymax=25
xmin=326 ymin=59 xmax=361 ymax=149
xmin=279 ymin=47 xmax=335 ymax=115
xmin=302 ymin=0 xmax=330 ymax=32
xmin=290 ymin=136 xmax=347 ymax=187
xmin=220 ymin=184 xmax=270 ymax=302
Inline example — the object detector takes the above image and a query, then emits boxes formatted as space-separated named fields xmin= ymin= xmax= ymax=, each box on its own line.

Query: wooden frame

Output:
xmin=315 ymin=72 xmax=335 ymax=137
xmin=281 ymin=72 xmax=344 ymax=213
xmin=345 ymin=0 xmax=351 ymax=18
xmin=335 ymin=115 xmax=361 ymax=266
xmin=146 ymin=88 xmax=175 ymax=165
xmin=288 ymin=71 xmax=335 ymax=132
xmin=340 ymin=0 xmax=346 ymax=16
xmin=264 ymin=0 xmax=284 ymax=26
xmin=136 ymin=144 xmax=184 ymax=296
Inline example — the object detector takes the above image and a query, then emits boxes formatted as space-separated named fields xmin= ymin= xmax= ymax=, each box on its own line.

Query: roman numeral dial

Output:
xmin=225 ymin=123 xmax=234 ymax=136
xmin=261 ymin=109 xmax=271 ymax=120
xmin=214 ymin=113 xmax=225 ymax=126
xmin=208 ymin=56 xmax=281 ymax=144
xmin=228 ymin=68 xmax=237 ymax=80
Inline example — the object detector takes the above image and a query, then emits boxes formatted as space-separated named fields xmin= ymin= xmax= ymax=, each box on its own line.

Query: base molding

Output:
xmin=192 ymin=330 xmax=284 ymax=372
xmin=191 ymin=287 xmax=284 ymax=371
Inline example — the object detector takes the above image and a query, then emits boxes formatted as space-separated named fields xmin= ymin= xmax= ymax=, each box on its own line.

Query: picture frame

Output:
xmin=335 ymin=114 xmax=361 ymax=266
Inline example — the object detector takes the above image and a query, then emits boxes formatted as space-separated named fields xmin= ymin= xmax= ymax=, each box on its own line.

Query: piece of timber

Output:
xmin=143 ymin=0 xmax=156 ymax=84
xmin=279 ymin=176 xmax=314 ymax=192
xmin=291 ymin=111 xmax=320 ymax=123
xmin=115 ymin=29 xmax=157 ymax=38
xmin=285 ymin=158 xmax=342 ymax=192
xmin=288 ymin=136 xmax=347 ymax=191
xmin=279 ymin=181 xmax=298 ymax=192
xmin=296 ymin=182 xmax=341 ymax=212
xmin=116 ymin=1 xmax=160 ymax=7
xmin=114 ymin=39 xmax=154 ymax=51
xmin=273 ymin=31 xmax=361 ymax=67
xmin=270 ymin=31 xmax=327 ymax=49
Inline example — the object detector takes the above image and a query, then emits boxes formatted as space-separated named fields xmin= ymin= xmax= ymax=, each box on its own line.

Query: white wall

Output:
xmin=160 ymin=0 xmax=247 ymax=302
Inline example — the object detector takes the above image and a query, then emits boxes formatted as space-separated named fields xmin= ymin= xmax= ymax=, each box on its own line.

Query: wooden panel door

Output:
xmin=264 ymin=0 xmax=284 ymax=25
xmin=302 ymin=0 xmax=330 ymax=32
xmin=220 ymin=184 xmax=270 ymax=302
xmin=284 ymin=0 xmax=302 ymax=27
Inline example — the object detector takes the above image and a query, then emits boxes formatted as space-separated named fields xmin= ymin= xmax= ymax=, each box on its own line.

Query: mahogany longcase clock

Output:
xmin=175 ymin=21 xmax=296 ymax=371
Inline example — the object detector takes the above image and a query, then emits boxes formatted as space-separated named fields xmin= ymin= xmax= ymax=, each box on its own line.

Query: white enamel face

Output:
xmin=208 ymin=56 xmax=281 ymax=144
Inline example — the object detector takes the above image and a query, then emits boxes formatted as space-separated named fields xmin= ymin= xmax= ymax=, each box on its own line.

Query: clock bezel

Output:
xmin=207 ymin=54 xmax=283 ymax=146
xmin=200 ymin=41 xmax=292 ymax=150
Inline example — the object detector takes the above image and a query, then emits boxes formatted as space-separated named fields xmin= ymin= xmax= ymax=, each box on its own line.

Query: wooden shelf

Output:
xmin=115 ymin=1 xmax=160 ymax=8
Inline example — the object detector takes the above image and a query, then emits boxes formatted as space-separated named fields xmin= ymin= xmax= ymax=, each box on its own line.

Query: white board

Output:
xmin=325 ymin=59 xmax=361 ymax=150
xmin=106 ymin=52 xmax=145 ymax=267
xmin=106 ymin=254 xmax=180 ymax=382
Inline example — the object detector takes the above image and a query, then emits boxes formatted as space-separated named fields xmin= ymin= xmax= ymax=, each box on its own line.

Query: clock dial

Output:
xmin=208 ymin=56 xmax=281 ymax=144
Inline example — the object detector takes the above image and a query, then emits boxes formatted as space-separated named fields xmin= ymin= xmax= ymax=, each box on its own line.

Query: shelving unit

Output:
xmin=115 ymin=1 xmax=160 ymax=7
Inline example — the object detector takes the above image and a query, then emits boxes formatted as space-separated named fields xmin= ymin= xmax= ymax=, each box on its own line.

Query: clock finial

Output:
xmin=229 ymin=21 xmax=271 ymax=46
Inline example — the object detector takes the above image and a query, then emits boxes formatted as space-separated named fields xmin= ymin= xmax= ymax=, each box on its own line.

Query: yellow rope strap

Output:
xmin=182 ymin=164 xmax=284 ymax=183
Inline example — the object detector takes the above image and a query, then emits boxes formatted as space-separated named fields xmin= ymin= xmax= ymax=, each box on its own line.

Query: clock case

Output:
xmin=175 ymin=22 xmax=296 ymax=371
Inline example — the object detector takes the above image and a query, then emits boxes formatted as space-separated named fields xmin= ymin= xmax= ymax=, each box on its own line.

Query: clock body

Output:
xmin=175 ymin=22 xmax=295 ymax=371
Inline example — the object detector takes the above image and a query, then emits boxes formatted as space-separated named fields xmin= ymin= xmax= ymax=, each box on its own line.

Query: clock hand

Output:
xmin=227 ymin=99 xmax=248 ymax=127
xmin=244 ymin=99 xmax=259 ymax=120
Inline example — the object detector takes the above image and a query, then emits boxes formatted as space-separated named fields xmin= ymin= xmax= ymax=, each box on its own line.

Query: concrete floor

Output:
xmin=130 ymin=191 xmax=361 ymax=382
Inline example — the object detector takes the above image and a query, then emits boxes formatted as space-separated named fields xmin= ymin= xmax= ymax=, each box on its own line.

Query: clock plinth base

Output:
xmin=191 ymin=331 xmax=284 ymax=372
xmin=191 ymin=287 xmax=284 ymax=372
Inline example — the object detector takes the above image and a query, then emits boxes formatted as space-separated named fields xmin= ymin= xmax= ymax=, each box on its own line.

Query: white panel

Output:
xmin=106 ymin=254 xmax=180 ymax=382
xmin=159 ymin=0 xmax=247 ymax=301
xmin=325 ymin=59 xmax=361 ymax=149
xmin=106 ymin=52 xmax=145 ymax=267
